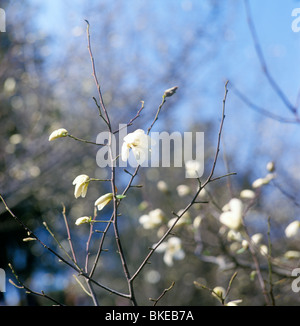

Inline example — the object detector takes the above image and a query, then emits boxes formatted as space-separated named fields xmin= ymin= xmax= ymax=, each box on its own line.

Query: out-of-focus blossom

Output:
xmin=121 ymin=129 xmax=153 ymax=165
xmin=48 ymin=128 xmax=68 ymax=141
xmin=252 ymin=173 xmax=275 ymax=188
xmin=219 ymin=198 xmax=243 ymax=231
xmin=185 ymin=160 xmax=202 ymax=178
xmin=259 ymin=244 xmax=268 ymax=256
xmin=226 ymin=299 xmax=243 ymax=306
xmin=94 ymin=193 xmax=113 ymax=211
xmin=240 ymin=189 xmax=256 ymax=199
xmin=155 ymin=237 xmax=185 ymax=266
xmin=285 ymin=220 xmax=300 ymax=239
xmin=266 ymin=161 xmax=275 ymax=172
xmin=75 ymin=216 xmax=91 ymax=225
xmin=176 ymin=184 xmax=191 ymax=197
xmin=251 ymin=233 xmax=263 ymax=245
xmin=284 ymin=250 xmax=300 ymax=260
xmin=193 ymin=215 xmax=203 ymax=229
xmin=72 ymin=174 xmax=90 ymax=198
xmin=157 ymin=180 xmax=169 ymax=193
xmin=139 ymin=208 xmax=165 ymax=229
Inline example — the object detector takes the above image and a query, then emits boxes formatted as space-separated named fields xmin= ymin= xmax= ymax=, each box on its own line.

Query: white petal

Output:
xmin=121 ymin=143 xmax=130 ymax=162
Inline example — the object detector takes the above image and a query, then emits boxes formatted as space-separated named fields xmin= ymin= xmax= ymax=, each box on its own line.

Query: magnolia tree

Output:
xmin=2 ymin=19 xmax=300 ymax=306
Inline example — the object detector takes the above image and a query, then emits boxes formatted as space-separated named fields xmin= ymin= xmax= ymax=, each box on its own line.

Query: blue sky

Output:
xmin=9 ymin=0 xmax=296 ymax=177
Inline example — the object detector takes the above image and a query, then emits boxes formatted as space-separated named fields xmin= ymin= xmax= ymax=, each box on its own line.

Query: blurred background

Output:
xmin=1 ymin=0 xmax=300 ymax=306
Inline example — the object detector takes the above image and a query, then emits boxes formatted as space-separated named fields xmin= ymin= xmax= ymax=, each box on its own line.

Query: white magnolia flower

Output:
xmin=139 ymin=208 xmax=165 ymax=229
xmin=284 ymin=250 xmax=300 ymax=260
xmin=226 ymin=299 xmax=243 ymax=306
xmin=157 ymin=180 xmax=169 ymax=193
xmin=94 ymin=193 xmax=113 ymax=211
xmin=252 ymin=173 xmax=275 ymax=188
xmin=185 ymin=160 xmax=202 ymax=178
xmin=75 ymin=216 xmax=91 ymax=226
xmin=176 ymin=184 xmax=191 ymax=197
xmin=48 ymin=128 xmax=68 ymax=141
xmin=219 ymin=198 xmax=243 ymax=231
xmin=266 ymin=161 xmax=275 ymax=172
xmin=155 ymin=237 xmax=185 ymax=266
xmin=212 ymin=286 xmax=226 ymax=300
xmin=285 ymin=220 xmax=300 ymax=238
xmin=240 ymin=189 xmax=256 ymax=199
xmin=251 ymin=233 xmax=263 ymax=245
xmin=121 ymin=129 xmax=153 ymax=165
xmin=72 ymin=174 xmax=90 ymax=198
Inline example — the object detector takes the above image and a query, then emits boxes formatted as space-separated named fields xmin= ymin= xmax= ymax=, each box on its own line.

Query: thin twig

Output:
xmin=244 ymin=0 xmax=300 ymax=120
xmin=150 ymin=282 xmax=175 ymax=306
xmin=267 ymin=216 xmax=276 ymax=306
xmin=9 ymin=263 xmax=64 ymax=306
xmin=61 ymin=204 xmax=77 ymax=264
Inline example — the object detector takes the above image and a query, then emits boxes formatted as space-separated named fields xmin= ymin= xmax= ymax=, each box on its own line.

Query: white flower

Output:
xmin=251 ymin=233 xmax=263 ymax=245
xmin=155 ymin=237 xmax=185 ymax=266
xmin=240 ymin=189 xmax=256 ymax=199
xmin=75 ymin=216 xmax=91 ymax=225
xmin=252 ymin=173 xmax=275 ymax=188
xmin=219 ymin=198 xmax=243 ymax=231
xmin=284 ymin=250 xmax=300 ymax=260
xmin=212 ymin=286 xmax=226 ymax=300
xmin=285 ymin=220 xmax=300 ymax=238
xmin=185 ymin=160 xmax=202 ymax=178
xmin=121 ymin=129 xmax=153 ymax=165
xmin=157 ymin=180 xmax=168 ymax=193
xmin=94 ymin=193 xmax=113 ymax=211
xmin=139 ymin=208 xmax=165 ymax=229
xmin=259 ymin=244 xmax=268 ymax=256
xmin=266 ymin=161 xmax=275 ymax=172
xmin=226 ymin=299 xmax=243 ymax=306
xmin=176 ymin=184 xmax=191 ymax=197
xmin=72 ymin=174 xmax=90 ymax=198
xmin=48 ymin=128 xmax=68 ymax=141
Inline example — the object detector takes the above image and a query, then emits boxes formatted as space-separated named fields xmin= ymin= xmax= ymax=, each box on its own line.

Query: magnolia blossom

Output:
xmin=240 ymin=189 xmax=256 ymax=199
xmin=75 ymin=216 xmax=91 ymax=225
xmin=176 ymin=184 xmax=191 ymax=197
xmin=94 ymin=193 xmax=113 ymax=211
xmin=155 ymin=237 xmax=185 ymax=266
xmin=285 ymin=220 xmax=300 ymax=238
xmin=72 ymin=174 xmax=90 ymax=198
xmin=251 ymin=233 xmax=263 ymax=245
xmin=252 ymin=173 xmax=275 ymax=188
xmin=212 ymin=286 xmax=226 ymax=300
xmin=139 ymin=208 xmax=165 ymax=229
xmin=284 ymin=250 xmax=300 ymax=260
xmin=157 ymin=180 xmax=169 ymax=193
xmin=48 ymin=128 xmax=68 ymax=141
xmin=226 ymin=299 xmax=243 ymax=306
xmin=219 ymin=198 xmax=243 ymax=231
xmin=121 ymin=129 xmax=153 ymax=165
xmin=185 ymin=160 xmax=202 ymax=178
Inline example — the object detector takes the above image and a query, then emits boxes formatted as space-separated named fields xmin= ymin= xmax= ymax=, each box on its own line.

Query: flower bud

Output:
xmin=163 ymin=86 xmax=178 ymax=98
xmin=48 ymin=128 xmax=68 ymax=141
xmin=75 ymin=216 xmax=91 ymax=225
